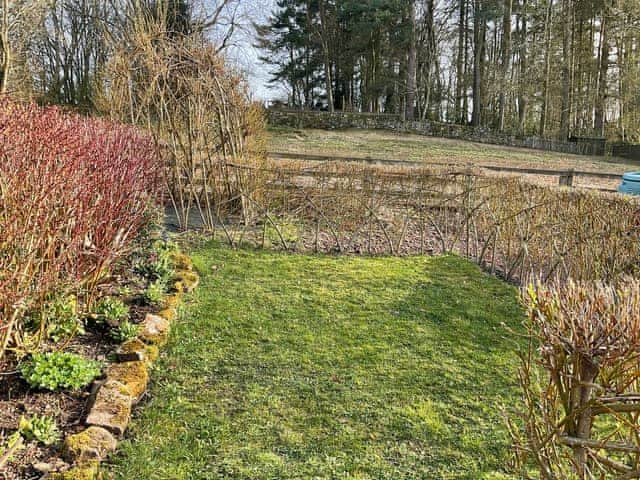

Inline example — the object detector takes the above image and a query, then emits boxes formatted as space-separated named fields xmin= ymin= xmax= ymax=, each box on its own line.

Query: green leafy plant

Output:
xmin=143 ymin=280 xmax=166 ymax=306
xmin=0 ymin=432 xmax=23 ymax=466
xmin=117 ymin=285 xmax=133 ymax=297
xmin=22 ymin=295 xmax=84 ymax=343
xmin=135 ymin=240 xmax=177 ymax=282
xmin=44 ymin=295 xmax=84 ymax=342
xmin=110 ymin=320 xmax=140 ymax=343
xmin=19 ymin=415 xmax=60 ymax=446
xmin=20 ymin=352 xmax=101 ymax=391
xmin=95 ymin=297 xmax=129 ymax=325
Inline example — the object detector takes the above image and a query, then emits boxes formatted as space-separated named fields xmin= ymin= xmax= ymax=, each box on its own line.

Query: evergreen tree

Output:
xmin=258 ymin=0 xmax=640 ymax=141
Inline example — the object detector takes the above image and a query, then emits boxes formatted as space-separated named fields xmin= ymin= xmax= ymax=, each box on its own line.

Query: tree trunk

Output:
xmin=318 ymin=0 xmax=334 ymax=112
xmin=559 ymin=0 xmax=572 ymax=140
xmin=0 ymin=0 xmax=10 ymax=94
xmin=498 ymin=0 xmax=512 ymax=131
xmin=594 ymin=0 xmax=609 ymax=137
xmin=539 ymin=0 xmax=554 ymax=137
xmin=471 ymin=0 xmax=485 ymax=127
xmin=405 ymin=1 xmax=417 ymax=120
xmin=455 ymin=0 xmax=466 ymax=123
xmin=518 ymin=0 xmax=528 ymax=133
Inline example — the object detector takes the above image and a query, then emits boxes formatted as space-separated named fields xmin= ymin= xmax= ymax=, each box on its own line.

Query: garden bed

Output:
xmin=0 ymin=239 xmax=195 ymax=479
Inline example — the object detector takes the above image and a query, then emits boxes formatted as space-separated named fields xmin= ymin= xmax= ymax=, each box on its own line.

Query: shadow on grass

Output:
xmin=106 ymin=245 xmax=524 ymax=480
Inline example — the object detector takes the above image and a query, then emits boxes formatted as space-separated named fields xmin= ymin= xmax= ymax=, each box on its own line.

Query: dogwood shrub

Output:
xmin=0 ymin=101 xmax=162 ymax=355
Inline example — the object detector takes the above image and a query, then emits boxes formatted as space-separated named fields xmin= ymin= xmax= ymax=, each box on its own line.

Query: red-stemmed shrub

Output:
xmin=0 ymin=101 xmax=162 ymax=356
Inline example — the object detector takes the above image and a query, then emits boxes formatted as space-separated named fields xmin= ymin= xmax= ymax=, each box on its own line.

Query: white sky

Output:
xmin=214 ymin=0 xmax=283 ymax=102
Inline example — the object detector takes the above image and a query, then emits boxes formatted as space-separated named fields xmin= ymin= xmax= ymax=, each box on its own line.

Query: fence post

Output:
xmin=559 ymin=169 xmax=575 ymax=187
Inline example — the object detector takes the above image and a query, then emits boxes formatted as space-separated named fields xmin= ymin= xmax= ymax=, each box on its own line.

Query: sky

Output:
xmin=215 ymin=0 xmax=283 ymax=102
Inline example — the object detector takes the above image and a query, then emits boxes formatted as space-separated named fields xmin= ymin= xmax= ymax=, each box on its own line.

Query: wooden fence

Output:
xmin=268 ymin=151 xmax=621 ymax=192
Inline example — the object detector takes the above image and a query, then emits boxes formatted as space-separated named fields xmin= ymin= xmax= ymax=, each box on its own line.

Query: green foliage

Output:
xmin=263 ymin=221 xmax=300 ymax=248
xmin=95 ymin=297 xmax=129 ymax=324
xmin=135 ymin=240 xmax=177 ymax=283
xmin=20 ymin=352 xmax=102 ymax=391
xmin=33 ymin=295 xmax=84 ymax=343
xmin=19 ymin=415 xmax=60 ymax=446
xmin=108 ymin=245 xmax=524 ymax=479
xmin=0 ymin=432 xmax=23 ymax=462
xmin=117 ymin=285 xmax=133 ymax=297
xmin=110 ymin=320 xmax=140 ymax=343
xmin=143 ymin=280 xmax=166 ymax=306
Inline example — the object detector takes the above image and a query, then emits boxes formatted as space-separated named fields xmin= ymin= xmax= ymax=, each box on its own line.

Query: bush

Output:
xmin=102 ymin=31 xmax=266 ymax=231
xmin=20 ymin=352 xmax=102 ymax=391
xmin=143 ymin=281 xmax=166 ymax=306
xmin=510 ymin=279 xmax=640 ymax=478
xmin=95 ymin=297 xmax=129 ymax=326
xmin=110 ymin=320 xmax=139 ymax=343
xmin=42 ymin=295 xmax=84 ymax=343
xmin=221 ymin=162 xmax=639 ymax=283
xmin=134 ymin=240 xmax=176 ymax=282
xmin=19 ymin=415 xmax=60 ymax=446
xmin=0 ymin=100 xmax=162 ymax=357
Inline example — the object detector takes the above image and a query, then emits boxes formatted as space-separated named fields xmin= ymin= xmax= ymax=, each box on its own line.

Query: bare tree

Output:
xmin=0 ymin=0 xmax=47 ymax=96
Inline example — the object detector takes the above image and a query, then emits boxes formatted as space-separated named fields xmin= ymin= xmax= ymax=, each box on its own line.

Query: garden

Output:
xmin=1 ymin=1 xmax=640 ymax=480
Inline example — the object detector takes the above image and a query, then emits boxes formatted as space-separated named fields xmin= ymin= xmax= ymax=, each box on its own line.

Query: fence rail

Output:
xmin=268 ymin=110 xmax=609 ymax=156
xmin=268 ymin=151 xmax=621 ymax=191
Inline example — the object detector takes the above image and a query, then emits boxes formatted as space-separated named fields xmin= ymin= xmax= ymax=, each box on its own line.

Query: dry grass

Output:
xmin=268 ymin=128 xmax=639 ymax=190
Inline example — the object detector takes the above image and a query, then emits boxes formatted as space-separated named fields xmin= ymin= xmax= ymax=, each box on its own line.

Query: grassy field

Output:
xmin=268 ymin=127 xmax=637 ymax=187
xmin=107 ymin=244 xmax=524 ymax=479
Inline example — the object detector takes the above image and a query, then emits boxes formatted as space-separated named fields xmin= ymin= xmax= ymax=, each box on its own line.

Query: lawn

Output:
xmin=268 ymin=127 xmax=637 ymax=176
xmin=107 ymin=245 xmax=524 ymax=480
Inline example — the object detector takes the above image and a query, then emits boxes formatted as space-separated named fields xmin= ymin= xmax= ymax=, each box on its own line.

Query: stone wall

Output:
xmin=267 ymin=110 xmax=607 ymax=157
xmin=611 ymin=143 xmax=640 ymax=162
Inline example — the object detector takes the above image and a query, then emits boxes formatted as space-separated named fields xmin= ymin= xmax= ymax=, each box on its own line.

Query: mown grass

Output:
xmin=268 ymin=127 xmax=637 ymax=174
xmin=107 ymin=245 xmax=524 ymax=479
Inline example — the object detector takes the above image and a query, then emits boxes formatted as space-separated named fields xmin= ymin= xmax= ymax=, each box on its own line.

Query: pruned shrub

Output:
xmin=193 ymin=160 xmax=638 ymax=284
xmin=510 ymin=279 xmax=640 ymax=479
xmin=0 ymin=100 xmax=162 ymax=356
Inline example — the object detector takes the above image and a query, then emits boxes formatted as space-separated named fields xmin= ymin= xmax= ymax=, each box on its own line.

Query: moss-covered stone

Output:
xmin=164 ymin=293 xmax=182 ymax=309
xmin=173 ymin=270 xmax=199 ymax=293
xmin=116 ymin=339 xmax=159 ymax=363
xmin=85 ymin=380 xmax=133 ymax=436
xmin=46 ymin=462 xmax=99 ymax=480
xmin=144 ymin=344 xmax=160 ymax=362
xmin=139 ymin=313 xmax=170 ymax=346
xmin=62 ymin=427 xmax=117 ymax=464
xmin=105 ymin=361 xmax=149 ymax=400
xmin=170 ymin=252 xmax=193 ymax=271
xmin=173 ymin=281 xmax=186 ymax=293
xmin=157 ymin=308 xmax=177 ymax=322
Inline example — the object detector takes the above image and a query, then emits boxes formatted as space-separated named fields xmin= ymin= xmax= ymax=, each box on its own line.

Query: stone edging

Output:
xmin=43 ymin=252 xmax=200 ymax=480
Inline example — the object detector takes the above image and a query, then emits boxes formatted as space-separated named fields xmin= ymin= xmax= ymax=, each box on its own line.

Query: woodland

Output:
xmin=257 ymin=0 xmax=640 ymax=141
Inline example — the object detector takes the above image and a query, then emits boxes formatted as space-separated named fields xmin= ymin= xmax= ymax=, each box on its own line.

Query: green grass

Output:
xmin=107 ymin=245 xmax=524 ymax=480
xmin=268 ymin=127 xmax=637 ymax=175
